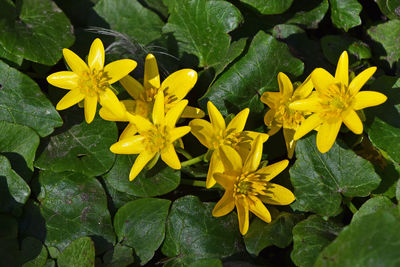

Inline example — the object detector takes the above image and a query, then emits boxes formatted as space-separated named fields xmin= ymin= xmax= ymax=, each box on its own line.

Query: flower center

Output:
xmin=142 ymin=125 xmax=170 ymax=154
xmin=320 ymin=83 xmax=353 ymax=118
xmin=273 ymin=97 xmax=306 ymax=129
xmin=139 ymin=87 xmax=159 ymax=102
xmin=234 ymin=172 xmax=269 ymax=197
xmin=79 ymin=69 xmax=110 ymax=97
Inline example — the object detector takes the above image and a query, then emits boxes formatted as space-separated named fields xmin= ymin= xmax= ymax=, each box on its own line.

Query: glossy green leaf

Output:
xmin=102 ymin=245 xmax=134 ymax=267
xmin=21 ymin=237 xmax=48 ymax=267
xmin=114 ymin=198 xmax=170 ymax=265
xmin=329 ymin=0 xmax=362 ymax=31
xmin=35 ymin=116 xmax=117 ymax=177
xmin=321 ymin=35 xmax=371 ymax=64
xmin=94 ymin=0 xmax=163 ymax=45
xmin=0 ymin=45 xmax=23 ymax=65
xmin=0 ymin=0 xmax=74 ymax=65
xmin=291 ymin=215 xmax=342 ymax=267
xmin=287 ymin=0 xmax=329 ymax=28
xmin=162 ymin=196 xmax=243 ymax=266
xmin=368 ymin=20 xmax=400 ymax=67
xmin=290 ymin=134 xmax=381 ymax=217
xmin=57 ymin=237 xmax=95 ymax=267
xmin=0 ymin=215 xmax=21 ymax=267
xmin=163 ymin=0 xmax=242 ymax=67
xmin=376 ymin=0 xmax=400 ymax=20
xmin=240 ymin=0 xmax=293 ymax=15
xmin=201 ymin=31 xmax=304 ymax=116
xmin=0 ymin=60 xmax=62 ymax=137
xmin=38 ymin=171 xmax=115 ymax=253
xmin=351 ymin=196 xmax=393 ymax=224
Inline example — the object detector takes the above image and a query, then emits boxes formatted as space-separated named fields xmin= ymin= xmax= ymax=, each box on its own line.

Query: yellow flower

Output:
xmin=100 ymin=53 xmax=204 ymax=139
xmin=47 ymin=38 xmax=137 ymax=123
xmin=109 ymin=90 xmax=191 ymax=181
xmin=261 ymin=72 xmax=313 ymax=158
xmin=189 ymin=102 xmax=269 ymax=188
xmin=212 ymin=135 xmax=295 ymax=235
xmin=289 ymin=51 xmax=387 ymax=153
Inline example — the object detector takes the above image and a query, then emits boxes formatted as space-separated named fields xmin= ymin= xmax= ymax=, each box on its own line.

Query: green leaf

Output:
xmin=94 ymin=0 xmax=164 ymax=45
xmin=163 ymin=0 xmax=242 ymax=67
xmin=21 ymin=237 xmax=48 ymax=267
xmin=376 ymin=0 xmax=400 ymax=20
xmin=329 ymin=0 xmax=362 ymax=31
xmin=368 ymin=20 xmax=400 ymax=67
xmin=0 ymin=45 xmax=23 ymax=65
xmin=114 ymin=198 xmax=170 ymax=265
xmin=212 ymin=38 xmax=247 ymax=80
xmin=200 ymin=31 xmax=304 ymax=116
xmin=102 ymin=245 xmax=134 ymax=267
xmin=0 ymin=60 xmax=62 ymax=137
xmin=287 ymin=0 xmax=329 ymax=28
xmin=239 ymin=0 xmax=293 ymax=15
xmin=103 ymin=155 xmax=180 ymax=197
xmin=397 ymin=180 xmax=400 ymax=202
xmin=35 ymin=116 xmax=117 ymax=177
xmin=290 ymin=134 xmax=381 ymax=217
xmin=57 ymin=237 xmax=95 ymax=267
xmin=0 ymin=215 xmax=21 ymax=267
xmin=351 ymin=196 xmax=393 ymax=224
xmin=315 ymin=206 xmax=400 ymax=266
xmin=244 ymin=212 xmax=304 ymax=256
xmin=188 ymin=259 xmax=222 ymax=267
xmin=291 ymin=215 xmax=342 ymax=267
xmin=162 ymin=196 xmax=243 ymax=266
xmin=38 ymin=171 xmax=115 ymax=253
xmin=0 ymin=0 xmax=74 ymax=65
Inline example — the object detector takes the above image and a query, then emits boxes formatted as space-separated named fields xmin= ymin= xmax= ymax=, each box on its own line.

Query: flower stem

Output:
xmin=344 ymin=197 xmax=358 ymax=214
xmin=176 ymin=147 xmax=193 ymax=160
xmin=181 ymin=154 xmax=205 ymax=167
xmin=181 ymin=178 xmax=206 ymax=187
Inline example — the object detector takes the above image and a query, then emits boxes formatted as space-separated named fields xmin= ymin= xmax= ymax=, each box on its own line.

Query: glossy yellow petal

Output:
xmin=152 ymin=91 xmax=164 ymax=125
xmin=335 ymin=51 xmax=349 ymax=86
xmin=206 ymin=152 xmax=224 ymax=188
xmin=161 ymin=144 xmax=181 ymax=169
xmin=256 ymin=160 xmax=289 ymax=181
xmin=88 ymin=38 xmax=105 ymax=70
xmin=289 ymin=96 xmax=322 ymax=112
xmin=316 ymin=119 xmax=342 ymax=153
xmin=161 ymin=69 xmax=197 ymax=102
xmin=99 ymin=102 xmax=129 ymax=122
xmin=99 ymin=88 xmax=125 ymax=118
xmin=283 ymin=128 xmax=296 ymax=159
xmin=56 ymin=90 xmax=85 ymax=110
xmin=144 ymin=54 xmax=160 ymax=90
xmin=104 ymin=59 xmax=137 ymax=84
xmin=278 ymin=72 xmax=293 ymax=99
xmin=293 ymin=114 xmax=323 ymax=140
xmin=207 ymin=101 xmax=226 ymax=131
xmin=129 ymin=115 xmax=154 ymax=132
xmin=165 ymin=100 xmax=188 ymax=128
xmin=84 ymin=96 xmax=98 ymax=124
xmin=226 ymin=108 xmax=249 ymax=134
xmin=260 ymin=91 xmax=281 ymax=108
xmin=218 ymin=145 xmax=243 ymax=173
xmin=236 ymin=197 xmax=249 ymax=235
xmin=353 ymin=91 xmax=387 ymax=110
xmin=342 ymin=109 xmax=363 ymax=134
xmin=169 ymin=126 xmax=191 ymax=143
xmin=119 ymin=123 xmax=138 ymax=140
xmin=121 ymin=100 xmax=136 ymax=114
xmin=62 ymin=48 xmax=89 ymax=74
xmin=245 ymin=131 xmax=269 ymax=143
xmin=248 ymin=196 xmax=271 ymax=223
xmin=129 ymin=151 xmax=156 ymax=181
xmin=213 ymin=172 xmax=235 ymax=190
xmin=349 ymin=67 xmax=377 ymax=95
xmin=181 ymin=106 xmax=205 ymax=118
xmin=120 ymin=75 xmax=145 ymax=100
xmin=212 ymin=189 xmax=235 ymax=217
xmin=311 ymin=68 xmax=336 ymax=94
xmin=263 ymin=109 xmax=281 ymax=135
xmin=261 ymin=183 xmax=295 ymax=205
xmin=47 ymin=71 xmax=79 ymax=90
xmin=189 ymin=119 xmax=215 ymax=149
xmin=110 ymin=136 xmax=146 ymax=154
xmin=243 ymin=135 xmax=263 ymax=173
xmin=293 ymin=74 xmax=313 ymax=99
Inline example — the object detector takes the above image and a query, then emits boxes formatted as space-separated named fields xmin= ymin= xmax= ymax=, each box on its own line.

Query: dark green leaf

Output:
xmin=162 ymin=196 xmax=243 ymax=266
xmin=376 ymin=0 xmax=400 ymax=20
xmin=397 ymin=180 xmax=400 ymax=202
xmin=21 ymin=237 xmax=48 ymax=267
xmin=0 ymin=45 xmax=23 ymax=65
xmin=240 ymin=0 xmax=293 ymax=15
xmin=38 ymin=171 xmax=115 ymax=253
xmin=290 ymin=134 xmax=381 ymax=217
xmin=291 ymin=215 xmax=342 ymax=267
xmin=188 ymin=259 xmax=222 ymax=267
xmin=287 ymin=0 xmax=329 ymax=28
xmin=163 ymin=0 xmax=242 ymax=67
xmin=35 ymin=116 xmax=117 ymax=177
xmin=329 ymin=0 xmax=362 ymax=31
xmin=0 ymin=60 xmax=62 ymax=137
xmin=57 ymin=237 xmax=95 ymax=267
xmin=114 ymin=198 xmax=170 ymax=265
xmin=102 ymin=245 xmax=134 ymax=267
xmin=212 ymin=38 xmax=247 ymax=80
xmin=0 ymin=0 xmax=74 ymax=65
xmin=351 ymin=196 xmax=393 ymax=224
xmin=0 ymin=215 xmax=21 ymax=267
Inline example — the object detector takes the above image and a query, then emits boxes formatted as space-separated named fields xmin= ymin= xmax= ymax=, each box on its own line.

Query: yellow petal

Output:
xmin=335 ymin=51 xmax=349 ymax=86
xmin=260 ymin=92 xmax=281 ymax=108
xmin=213 ymin=172 xmax=235 ymax=189
xmin=289 ymin=96 xmax=322 ymax=112
xmin=169 ymin=126 xmax=191 ymax=143
xmin=349 ymin=67 xmax=377 ymax=95
xmin=293 ymin=74 xmax=313 ymax=99
xmin=226 ymin=108 xmax=249 ymax=134
xmin=212 ymin=189 xmax=235 ymax=217
xmin=152 ymin=90 xmax=164 ymax=125
xmin=293 ymin=114 xmax=323 ymax=140
xmin=207 ymin=101 xmax=226 ymax=131
xmin=88 ymin=38 xmax=105 ymax=71
xmin=261 ymin=183 xmax=295 ymax=205
xmin=181 ymin=106 xmax=205 ymax=118
xmin=206 ymin=152 xmax=224 ymax=188
xmin=99 ymin=88 xmax=125 ymax=118
xmin=161 ymin=69 xmax=197 ymax=102
xmin=161 ymin=144 xmax=181 ymax=169
xmin=99 ymin=102 xmax=128 ymax=122
xmin=144 ymin=54 xmax=160 ymax=90
xmin=243 ymin=135 xmax=263 ymax=173
xmin=119 ymin=123 xmax=138 ymax=140
xmin=129 ymin=115 xmax=154 ymax=132
xmin=248 ymin=196 xmax=271 ymax=223
xmin=353 ymin=91 xmax=387 ymax=110
xmin=236 ymin=197 xmax=249 ymax=235
xmin=264 ymin=109 xmax=281 ymax=135
xmin=316 ymin=119 xmax=342 ymax=153
xmin=311 ymin=68 xmax=336 ymax=94
xmin=342 ymin=109 xmax=363 ymax=134
xmin=218 ymin=145 xmax=243 ymax=173
xmin=129 ymin=151 xmax=156 ymax=181
xmin=104 ymin=59 xmax=137 ymax=84
xmin=84 ymin=96 xmax=98 ymax=124
xmin=245 ymin=131 xmax=269 ymax=143
xmin=110 ymin=136 xmax=146 ymax=154
xmin=62 ymin=48 xmax=89 ymax=74
xmin=256 ymin=160 xmax=289 ymax=181
xmin=165 ymin=100 xmax=188 ymax=128
xmin=189 ymin=119 xmax=214 ymax=149
xmin=278 ymin=72 xmax=293 ymax=99
xmin=56 ymin=90 xmax=85 ymax=110
xmin=283 ymin=128 xmax=296 ymax=159
xmin=47 ymin=71 xmax=79 ymax=90
xmin=120 ymin=75 xmax=145 ymax=100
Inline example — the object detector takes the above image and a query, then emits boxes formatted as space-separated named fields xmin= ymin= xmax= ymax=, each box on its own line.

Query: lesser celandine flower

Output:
xmin=190 ymin=102 xmax=269 ymax=188
xmin=212 ymin=135 xmax=295 ymax=235
xmin=47 ymin=38 xmax=137 ymax=123
xmin=289 ymin=51 xmax=387 ymax=153
xmin=261 ymin=72 xmax=313 ymax=158
xmin=110 ymin=90 xmax=190 ymax=181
